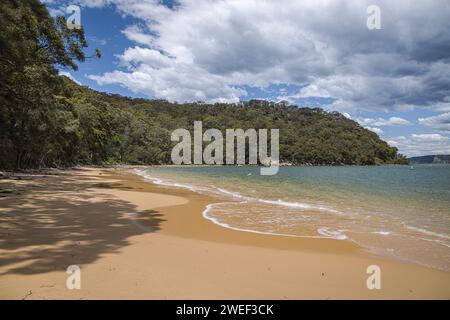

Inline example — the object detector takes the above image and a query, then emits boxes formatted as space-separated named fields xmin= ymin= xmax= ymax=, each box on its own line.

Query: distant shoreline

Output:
xmin=1 ymin=161 xmax=418 ymax=176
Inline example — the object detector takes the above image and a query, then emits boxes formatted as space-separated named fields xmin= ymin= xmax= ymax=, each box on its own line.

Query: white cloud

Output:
xmin=59 ymin=71 xmax=81 ymax=85
xmin=72 ymin=0 xmax=450 ymax=107
xmin=88 ymin=67 xmax=246 ymax=103
xmin=411 ymin=133 xmax=449 ymax=142
xmin=387 ymin=134 xmax=450 ymax=156
xmin=121 ymin=25 xmax=154 ymax=47
xmin=418 ymin=112 xmax=450 ymax=131
xmin=118 ymin=47 xmax=172 ymax=68
xmin=433 ymin=102 xmax=450 ymax=112
xmin=356 ymin=116 xmax=411 ymax=127
xmin=365 ymin=127 xmax=383 ymax=135
xmin=342 ymin=112 xmax=352 ymax=119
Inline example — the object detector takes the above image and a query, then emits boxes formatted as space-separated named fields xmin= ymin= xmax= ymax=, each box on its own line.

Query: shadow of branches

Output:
xmin=0 ymin=171 xmax=164 ymax=275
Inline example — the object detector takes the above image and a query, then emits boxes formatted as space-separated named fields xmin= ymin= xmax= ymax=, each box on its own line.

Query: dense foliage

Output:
xmin=0 ymin=0 xmax=408 ymax=169
xmin=0 ymin=0 xmax=89 ymax=169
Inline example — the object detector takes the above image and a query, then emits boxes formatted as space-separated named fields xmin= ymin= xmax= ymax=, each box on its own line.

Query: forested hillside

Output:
xmin=0 ymin=0 xmax=408 ymax=169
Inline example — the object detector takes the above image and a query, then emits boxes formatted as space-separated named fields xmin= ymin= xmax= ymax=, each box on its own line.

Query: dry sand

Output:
xmin=0 ymin=167 xmax=449 ymax=299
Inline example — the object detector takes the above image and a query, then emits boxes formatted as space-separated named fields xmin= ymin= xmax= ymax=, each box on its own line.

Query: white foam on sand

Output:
xmin=135 ymin=168 xmax=349 ymax=240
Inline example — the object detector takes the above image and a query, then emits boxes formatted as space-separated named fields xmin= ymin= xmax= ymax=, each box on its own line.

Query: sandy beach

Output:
xmin=0 ymin=167 xmax=449 ymax=299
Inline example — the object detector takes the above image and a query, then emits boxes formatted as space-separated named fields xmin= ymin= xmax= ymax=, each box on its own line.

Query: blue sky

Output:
xmin=44 ymin=0 xmax=450 ymax=157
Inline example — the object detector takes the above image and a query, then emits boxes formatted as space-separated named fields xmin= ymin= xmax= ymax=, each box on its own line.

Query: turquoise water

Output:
xmin=136 ymin=165 xmax=450 ymax=271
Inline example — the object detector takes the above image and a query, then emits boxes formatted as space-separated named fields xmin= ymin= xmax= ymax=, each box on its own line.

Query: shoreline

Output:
xmin=0 ymin=167 xmax=449 ymax=299
xmin=132 ymin=165 xmax=450 ymax=272
xmin=125 ymin=168 xmax=360 ymax=254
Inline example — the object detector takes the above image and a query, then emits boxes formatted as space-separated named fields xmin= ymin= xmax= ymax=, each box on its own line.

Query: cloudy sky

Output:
xmin=43 ymin=0 xmax=450 ymax=157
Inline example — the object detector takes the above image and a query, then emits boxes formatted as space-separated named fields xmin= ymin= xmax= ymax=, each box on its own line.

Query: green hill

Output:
xmin=0 ymin=0 xmax=407 ymax=169
xmin=33 ymin=78 xmax=412 ymax=166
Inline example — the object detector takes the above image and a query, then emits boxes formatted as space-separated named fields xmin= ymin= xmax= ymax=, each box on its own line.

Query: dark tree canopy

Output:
xmin=0 ymin=0 xmax=89 ymax=169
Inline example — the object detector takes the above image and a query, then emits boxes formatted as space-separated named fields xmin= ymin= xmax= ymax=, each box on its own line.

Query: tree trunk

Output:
xmin=15 ymin=148 xmax=22 ymax=171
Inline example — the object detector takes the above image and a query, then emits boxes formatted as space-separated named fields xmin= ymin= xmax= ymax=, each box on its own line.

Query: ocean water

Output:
xmin=135 ymin=165 xmax=450 ymax=271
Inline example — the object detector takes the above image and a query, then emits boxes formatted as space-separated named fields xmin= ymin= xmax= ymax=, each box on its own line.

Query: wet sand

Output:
xmin=0 ymin=167 xmax=449 ymax=299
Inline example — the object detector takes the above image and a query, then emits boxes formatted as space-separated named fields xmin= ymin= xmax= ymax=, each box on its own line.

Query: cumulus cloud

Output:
xmin=121 ymin=25 xmax=154 ymax=47
xmin=411 ymin=133 xmax=449 ymax=142
xmin=418 ymin=112 xmax=450 ymax=131
xmin=65 ymin=0 xmax=450 ymax=107
xmin=433 ymin=102 xmax=450 ymax=112
xmin=387 ymin=134 xmax=450 ymax=157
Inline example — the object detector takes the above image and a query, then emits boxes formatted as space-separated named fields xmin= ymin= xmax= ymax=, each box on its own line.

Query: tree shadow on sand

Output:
xmin=0 ymin=171 xmax=165 ymax=275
